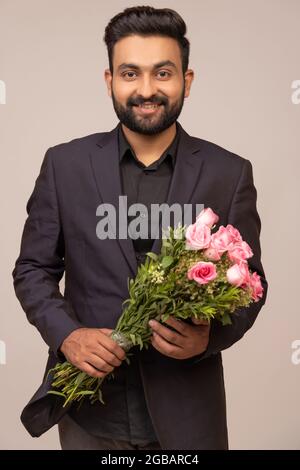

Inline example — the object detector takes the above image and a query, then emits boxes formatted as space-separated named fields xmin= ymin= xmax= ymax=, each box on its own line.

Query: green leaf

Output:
xmin=146 ymin=252 xmax=158 ymax=261
xmin=75 ymin=371 xmax=86 ymax=386
xmin=221 ymin=313 xmax=232 ymax=326
xmin=47 ymin=390 xmax=66 ymax=398
xmin=76 ymin=390 xmax=95 ymax=396
xmin=137 ymin=336 xmax=143 ymax=350
xmin=98 ymin=388 xmax=105 ymax=404
xmin=161 ymin=256 xmax=174 ymax=269
xmin=130 ymin=333 xmax=136 ymax=345
xmin=162 ymin=240 xmax=173 ymax=249
xmin=161 ymin=313 xmax=170 ymax=322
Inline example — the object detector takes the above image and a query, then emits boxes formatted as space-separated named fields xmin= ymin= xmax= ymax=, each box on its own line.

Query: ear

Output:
xmin=104 ymin=69 xmax=113 ymax=97
xmin=184 ymin=69 xmax=194 ymax=98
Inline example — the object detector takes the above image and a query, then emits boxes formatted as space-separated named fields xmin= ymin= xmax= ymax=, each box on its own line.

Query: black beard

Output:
xmin=111 ymin=87 xmax=185 ymax=135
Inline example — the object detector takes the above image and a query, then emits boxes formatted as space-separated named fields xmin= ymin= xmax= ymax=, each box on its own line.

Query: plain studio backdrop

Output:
xmin=0 ymin=0 xmax=299 ymax=449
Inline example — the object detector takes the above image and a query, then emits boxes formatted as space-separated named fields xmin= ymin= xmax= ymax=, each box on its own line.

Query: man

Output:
xmin=12 ymin=6 xmax=268 ymax=450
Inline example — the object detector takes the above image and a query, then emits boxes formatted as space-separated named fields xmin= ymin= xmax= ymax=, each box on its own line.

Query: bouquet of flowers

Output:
xmin=48 ymin=208 xmax=263 ymax=406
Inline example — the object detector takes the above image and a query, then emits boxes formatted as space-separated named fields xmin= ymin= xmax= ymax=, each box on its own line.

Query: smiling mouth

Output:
xmin=133 ymin=103 xmax=163 ymax=109
xmin=133 ymin=104 xmax=162 ymax=116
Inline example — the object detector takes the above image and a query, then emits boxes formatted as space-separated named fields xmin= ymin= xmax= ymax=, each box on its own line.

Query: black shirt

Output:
xmin=116 ymin=123 xmax=180 ymax=443
xmin=119 ymin=122 xmax=179 ymax=263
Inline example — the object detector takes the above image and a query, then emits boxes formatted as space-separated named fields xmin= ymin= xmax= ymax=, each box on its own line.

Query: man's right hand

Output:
xmin=60 ymin=328 xmax=126 ymax=379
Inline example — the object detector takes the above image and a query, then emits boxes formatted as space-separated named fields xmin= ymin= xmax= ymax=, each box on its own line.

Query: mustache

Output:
xmin=127 ymin=96 xmax=168 ymax=106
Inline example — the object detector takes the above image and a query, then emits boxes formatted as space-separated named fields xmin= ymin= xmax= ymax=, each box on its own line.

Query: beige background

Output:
xmin=1 ymin=0 xmax=299 ymax=449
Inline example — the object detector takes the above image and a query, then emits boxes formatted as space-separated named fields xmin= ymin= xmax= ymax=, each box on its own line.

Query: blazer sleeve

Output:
xmin=193 ymin=159 xmax=268 ymax=363
xmin=12 ymin=148 xmax=82 ymax=356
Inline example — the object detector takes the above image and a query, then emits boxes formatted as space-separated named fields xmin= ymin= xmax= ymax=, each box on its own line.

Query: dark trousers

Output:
xmin=58 ymin=414 xmax=162 ymax=450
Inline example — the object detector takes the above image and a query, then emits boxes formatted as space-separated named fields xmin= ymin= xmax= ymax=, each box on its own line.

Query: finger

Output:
xmin=149 ymin=320 xmax=185 ymax=347
xmin=97 ymin=330 xmax=126 ymax=361
xmin=162 ymin=316 xmax=187 ymax=335
xmin=151 ymin=332 xmax=180 ymax=358
xmin=101 ymin=328 xmax=114 ymax=336
xmin=191 ymin=317 xmax=210 ymax=326
xmin=78 ymin=361 xmax=109 ymax=379
xmin=88 ymin=353 xmax=115 ymax=373
xmin=99 ymin=329 xmax=126 ymax=360
xmin=91 ymin=345 xmax=122 ymax=368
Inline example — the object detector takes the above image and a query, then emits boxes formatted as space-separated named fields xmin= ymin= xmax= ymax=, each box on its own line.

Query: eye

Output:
xmin=122 ymin=71 xmax=137 ymax=80
xmin=157 ymin=70 xmax=171 ymax=79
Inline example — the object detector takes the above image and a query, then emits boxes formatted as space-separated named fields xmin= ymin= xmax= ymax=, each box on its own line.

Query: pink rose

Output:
xmin=226 ymin=262 xmax=250 ymax=287
xmin=226 ymin=224 xmax=243 ymax=244
xmin=187 ymin=261 xmax=217 ymax=285
xmin=228 ymin=241 xmax=253 ymax=263
xmin=210 ymin=226 xmax=235 ymax=254
xmin=185 ymin=223 xmax=211 ymax=250
xmin=196 ymin=208 xmax=219 ymax=228
xmin=203 ymin=246 xmax=221 ymax=261
xmin=249 ymin=272 xmax=263 ymax=301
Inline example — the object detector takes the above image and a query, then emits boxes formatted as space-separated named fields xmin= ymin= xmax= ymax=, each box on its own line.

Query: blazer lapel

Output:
xmin=89 ymin=121 xmax=205 ymax=274
xmin=89 ymin=123 xmax=138 ymax=276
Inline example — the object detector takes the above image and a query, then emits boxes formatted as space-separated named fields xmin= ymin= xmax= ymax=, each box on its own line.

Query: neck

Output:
xmin=121 ymin=123 xmax=177 ymax=166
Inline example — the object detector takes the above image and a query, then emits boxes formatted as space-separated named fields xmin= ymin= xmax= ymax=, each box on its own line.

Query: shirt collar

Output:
xmin=118 ymin=121 xmax=180 ymax=169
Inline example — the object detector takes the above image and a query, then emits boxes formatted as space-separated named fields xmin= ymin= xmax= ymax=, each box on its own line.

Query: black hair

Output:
xmin=103 ymin=5 xmax=190 ymax=74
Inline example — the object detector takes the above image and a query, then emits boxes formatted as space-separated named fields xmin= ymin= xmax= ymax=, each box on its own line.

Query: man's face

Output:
xmin=105 ymin=35 xmax=194 ymax=135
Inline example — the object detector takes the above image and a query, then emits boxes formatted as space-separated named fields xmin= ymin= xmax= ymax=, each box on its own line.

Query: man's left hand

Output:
xmin=149 ymin=316 xmax=210 ymax=360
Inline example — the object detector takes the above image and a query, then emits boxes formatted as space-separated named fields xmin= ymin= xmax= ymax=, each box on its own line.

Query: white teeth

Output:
xmin=139 ymin=104 xmax=159 ymax=109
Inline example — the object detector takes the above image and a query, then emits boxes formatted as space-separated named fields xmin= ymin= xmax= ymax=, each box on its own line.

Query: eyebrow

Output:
xmin=117 ymin=60 xmax=177 ymax=72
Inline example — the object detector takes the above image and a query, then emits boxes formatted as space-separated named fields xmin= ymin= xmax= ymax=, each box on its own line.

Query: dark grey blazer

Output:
xmin=12 ymin=121 xmax=268 ymax=450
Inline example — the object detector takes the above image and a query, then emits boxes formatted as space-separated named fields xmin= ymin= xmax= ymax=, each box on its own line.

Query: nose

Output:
xmin=136 ymin=75 xmax=157 ymax=100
